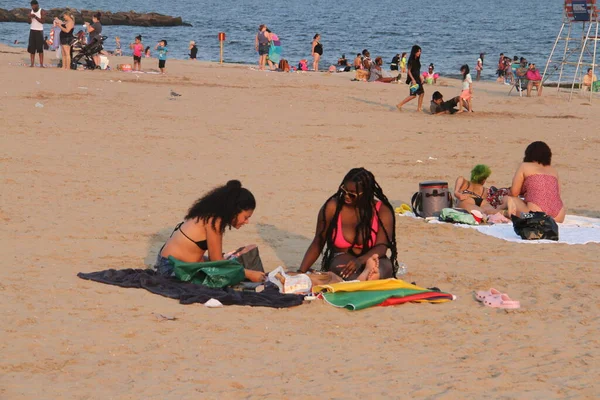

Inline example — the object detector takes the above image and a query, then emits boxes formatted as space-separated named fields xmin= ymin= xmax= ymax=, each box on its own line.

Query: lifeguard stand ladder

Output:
xmin=542 ymin=0 xmax=599 ymax=101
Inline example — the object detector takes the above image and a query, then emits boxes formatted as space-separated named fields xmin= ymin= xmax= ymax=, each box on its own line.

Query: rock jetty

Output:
xmin=0 ymin=8 xmax=191 ymax=27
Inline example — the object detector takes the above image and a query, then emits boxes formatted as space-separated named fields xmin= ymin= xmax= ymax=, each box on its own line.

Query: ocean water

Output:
xmin=1 ymin=0 xmax=565 ymax=78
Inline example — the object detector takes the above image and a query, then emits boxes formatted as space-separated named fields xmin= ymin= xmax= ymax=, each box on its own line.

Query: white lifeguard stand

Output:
xmin=542 ymin=0 xmax=599 ymax=101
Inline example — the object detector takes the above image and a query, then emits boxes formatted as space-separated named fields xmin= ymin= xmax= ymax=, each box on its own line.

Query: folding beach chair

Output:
xmin=508 ymin=75 xmax=527 ymax=96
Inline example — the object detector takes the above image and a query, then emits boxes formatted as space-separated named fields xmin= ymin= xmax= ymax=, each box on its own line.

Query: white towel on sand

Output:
xmin=429 ymin=214 xmax=600 ymax=245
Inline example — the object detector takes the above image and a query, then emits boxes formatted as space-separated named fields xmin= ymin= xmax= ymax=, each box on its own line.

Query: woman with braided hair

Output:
xmin=298 ymin=168 xmax=398 ymax=281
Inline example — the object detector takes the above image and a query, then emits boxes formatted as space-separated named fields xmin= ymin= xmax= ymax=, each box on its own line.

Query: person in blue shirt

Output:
xmin=155 ymin=40 xmax=168 ymax=74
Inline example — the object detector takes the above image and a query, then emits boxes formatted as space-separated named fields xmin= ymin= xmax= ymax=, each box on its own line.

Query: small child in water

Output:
xmin=114 ymin=36 xmax=122 ymax=56
xmin=155 ymin=39 xmax=168 ymax=74
xmin=130 ymin=35 xmax=143 ymax=71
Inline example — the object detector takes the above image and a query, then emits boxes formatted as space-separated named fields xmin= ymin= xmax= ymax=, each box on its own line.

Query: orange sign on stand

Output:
xmin=218 ymin=32 xmax=226 ymax=63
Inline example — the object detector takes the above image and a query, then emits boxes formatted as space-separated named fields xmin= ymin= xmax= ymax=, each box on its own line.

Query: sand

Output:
xmin=1 ymin=45 xmax=599 ymax=399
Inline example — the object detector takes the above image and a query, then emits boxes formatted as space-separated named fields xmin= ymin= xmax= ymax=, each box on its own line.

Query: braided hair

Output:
xmin=185 ymin=180 xmax=255 ymax=234
xmin=319 ymin=168 xmax=399 ymax=276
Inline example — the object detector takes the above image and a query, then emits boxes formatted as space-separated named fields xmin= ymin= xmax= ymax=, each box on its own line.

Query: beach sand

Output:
xmin=1 ymin=45 xmax=599 ymax=399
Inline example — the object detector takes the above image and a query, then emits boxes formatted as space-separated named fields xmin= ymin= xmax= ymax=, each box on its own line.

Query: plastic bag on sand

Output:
xmin=204 ymin=298 xmax=223 ymax=308
xmin=268 ymin=266 xmax=312 ymax=295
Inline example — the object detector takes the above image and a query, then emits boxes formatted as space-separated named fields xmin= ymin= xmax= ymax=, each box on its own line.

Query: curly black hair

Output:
xmin=319 ymin=168 xmax=399 ymax=276
xmin=185 ymin=180 xmax=255 ymax=234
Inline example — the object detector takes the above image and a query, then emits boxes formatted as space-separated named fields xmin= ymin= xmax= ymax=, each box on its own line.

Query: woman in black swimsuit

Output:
xmin=454 ymin=165 xmax=508 ymax=214
xmin=155 ymin=180 xmax=265 ymax=282
xmin=397 ymin=45 xmax=424 ymax=112
xmin=56 ymin=13 xmax=74 ymax=70
xmin=312 ymin=33 xmax=323 ymax=71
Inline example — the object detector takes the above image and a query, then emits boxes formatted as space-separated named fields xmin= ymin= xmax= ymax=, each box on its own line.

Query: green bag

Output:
xmin=592 ymin=80 xmax=600 ymax=93
xmin=439 ymin=208 xmax=478 ymax=225
xmin=170 ymin=256 xmax=245 ymax=288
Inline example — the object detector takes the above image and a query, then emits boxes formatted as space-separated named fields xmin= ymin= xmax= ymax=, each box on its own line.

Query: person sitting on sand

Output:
xmin=422 ymin=63 xmax=439 ymax=84
xmin=368 ymin=57 xmax=398 ymax=83
xmin=297 ymin=167 xmax=399 ymax=281
xmin=362 ymin=49 xmax=372 ymax=70
xmin=582 ymin=68 xmax=597 ymax=91
xmin=353 ymin=53 xmax=362 ymax=69
xmin=454 ymin=165 xmax=507 ymax=215
xmin=430 ymin=91 xmax=459 ymax=115
xmin=390 ymin=53 xmax=400 ymax=71
xmin=507 ymin=141 xmax=565 ymax=222
xmin=525 ymin=63 xmax=542 ymax=97
xmin=155 ymin=180 xmax=266 ymax=282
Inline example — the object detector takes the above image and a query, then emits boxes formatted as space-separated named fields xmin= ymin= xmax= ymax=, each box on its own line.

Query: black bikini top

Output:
xmin=461 ymin=182 xmax=485 ymax=207
xmin=172 ymin=222 xmax=208 ymax=251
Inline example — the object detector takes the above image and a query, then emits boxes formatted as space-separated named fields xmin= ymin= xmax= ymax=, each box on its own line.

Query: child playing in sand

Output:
xmin=145 ymin=46 xmax=151 ymax=58
xmin=155 ymin=40 xmax=168 ymax=74
xmin=130 ymin=35 xmax=143 ymax=71
xmin=114 ymin=36 xmax=122 ymax=56
xmin=457 ymin=64 xmax=473 ymax=113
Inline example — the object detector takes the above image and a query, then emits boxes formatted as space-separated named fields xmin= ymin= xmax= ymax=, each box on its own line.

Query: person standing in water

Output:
xmin=189 ymin=40 xmax=198 ymax=60
xmin=397 ymin=45 xmax=425 ymax=112
xmin=311 ymin=33 xmax=323 ymax=71
xmin=475 ymin=53 xmax=484 ymax=81
xmin=27 ymin=0 xmax=47 ymax=67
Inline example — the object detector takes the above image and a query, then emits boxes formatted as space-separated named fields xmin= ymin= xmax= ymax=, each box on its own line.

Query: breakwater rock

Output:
xmin=0 ymin=8 xmax=191 ymax=27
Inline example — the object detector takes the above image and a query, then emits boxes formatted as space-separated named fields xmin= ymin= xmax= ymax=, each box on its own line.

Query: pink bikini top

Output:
xmin=333 ymin=201 xmax=382 ymax=250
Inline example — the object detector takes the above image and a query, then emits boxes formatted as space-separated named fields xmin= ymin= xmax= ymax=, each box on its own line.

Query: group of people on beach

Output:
xmin=25 ymin=0 xmax=171 ymax=73
xmin=154 ymin=141 xmax=565 ymax=284
xmin=494 ymin=53 xmax=544 ymax=97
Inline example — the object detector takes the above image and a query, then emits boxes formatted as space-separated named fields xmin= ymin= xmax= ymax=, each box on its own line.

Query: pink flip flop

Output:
xmin=475 ymin=288 xmax=501 ymax=302
xmin=483 ymin=293 xmax=520 ymax=309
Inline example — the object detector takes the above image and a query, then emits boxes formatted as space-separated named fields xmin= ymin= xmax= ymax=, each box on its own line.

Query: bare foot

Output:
xmin=396 ymin=104 xmax=402 ymax=111
xmin=358 ymin=254 xmax=380 ymax=281
xmin=366 ymin=255 xmax=380 ymax=281
xmin=416 ymin=108 xmax=422 ymax=113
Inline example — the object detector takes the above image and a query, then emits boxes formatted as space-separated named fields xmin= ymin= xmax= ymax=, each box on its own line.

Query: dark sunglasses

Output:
xmin=340 ymin=185 xmax=362 ymax=199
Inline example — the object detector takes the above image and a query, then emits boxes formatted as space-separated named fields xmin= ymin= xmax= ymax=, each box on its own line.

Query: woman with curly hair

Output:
xmin=298 ymin=168 xmax=399 ymax=281
xmin=155 ymin=180 xmax=265 ymax=282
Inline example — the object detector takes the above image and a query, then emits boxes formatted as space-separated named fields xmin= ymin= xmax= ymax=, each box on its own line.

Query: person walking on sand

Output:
xmin=475 ymin=53 xmax=484 ymax=81
xmin=397 ymin=45 xmax=424 ymax=112
xmin=255 ymin=24 xmax=270 ymax=70
xmin=27 ymin=0 xmax=47 ymax=67
xmin=311 ymin=34 xmax=323 ymax=71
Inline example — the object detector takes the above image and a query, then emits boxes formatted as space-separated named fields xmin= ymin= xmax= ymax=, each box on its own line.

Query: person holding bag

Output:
xmin=155 ymin=180 xmax=265 ymax=282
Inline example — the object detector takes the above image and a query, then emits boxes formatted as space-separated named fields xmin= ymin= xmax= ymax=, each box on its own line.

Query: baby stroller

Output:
xmin=71 ymin=35 xmax=107 ymax=70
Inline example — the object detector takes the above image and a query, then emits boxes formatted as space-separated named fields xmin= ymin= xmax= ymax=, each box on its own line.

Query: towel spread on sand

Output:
xmin=312 ymin=279 xmax=454 ymax=311
xmin=427 ymin=214 xmax=600 ymax=245
xmin=77 ymin=269 xmax=304 ymax=308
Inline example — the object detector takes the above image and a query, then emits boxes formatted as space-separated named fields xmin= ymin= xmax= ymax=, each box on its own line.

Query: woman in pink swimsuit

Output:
xmin=297 ymin=168 xmax=399 ymax=281
xmin=508 ymin=141 xmax=566 ymax=222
